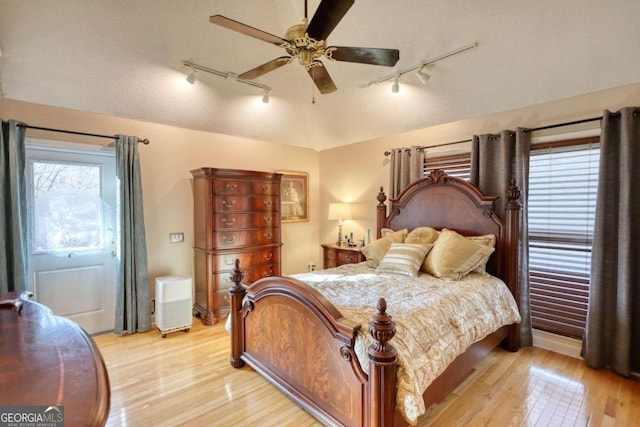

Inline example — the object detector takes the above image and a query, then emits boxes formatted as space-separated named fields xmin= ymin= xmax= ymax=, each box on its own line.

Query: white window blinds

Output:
xmin=423 ymin=153 xmax=471 ymax=181
xmin=528 ymin=138 xmax=600 ymax=339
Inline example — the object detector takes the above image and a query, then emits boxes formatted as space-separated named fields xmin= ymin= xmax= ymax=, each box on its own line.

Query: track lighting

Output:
xmin=182 ymin=61 xmax=272 ymax=101
xmin=366 ymin=42 xmax=478 ymax=90
xmin=416 ymin=67 xmax=430 ymax=85
xmin=186 ymin=67 xmax=196 ymax=84
xmin=391 ymin=76 xmax=400 ymax=93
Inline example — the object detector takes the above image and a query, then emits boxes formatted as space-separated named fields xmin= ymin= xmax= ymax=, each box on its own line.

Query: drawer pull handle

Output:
xmin=225 ymin=184 xmax=238 ymax=191
xmin=261 ymin=185 xmax=269 ymax=192
xmin=224 ymin=258 xmax=234 ymax=265
xmin=222 ymin=200 xmax=235 ymax=208
xmin=263 ymin=217 xmax=272 ymax=224
xmin=263 ymin=269 xmax=273 ymax=277
xmin=222 ymin=235 xmax=235 ymax=243
xmin=263 ymin=253 xmax=273 ymax=261
xmin=223 ymin=217 xmax=235 ymax=226
xmin=264 ymin=200 xmax=273 ymax=208
xmin=264 ymin=232 xmax=273 ymax=240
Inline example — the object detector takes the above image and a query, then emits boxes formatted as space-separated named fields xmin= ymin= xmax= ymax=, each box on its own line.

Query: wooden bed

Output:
xmin=228 ymin=170 xmax=522 ymax=427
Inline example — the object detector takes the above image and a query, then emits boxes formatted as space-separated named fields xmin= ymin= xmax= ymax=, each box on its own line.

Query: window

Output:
xmin=528 ymin=137 xmax=599 ymax=339
xmin=423 ymin=152 xmax=471 ymax=180
xmin=425 ymin=137 xmax=600 ymax=339
xmin=31 ymin=161 xmax=105 ymax=253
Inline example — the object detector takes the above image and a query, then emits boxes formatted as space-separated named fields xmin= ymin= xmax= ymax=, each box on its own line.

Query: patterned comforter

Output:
xmin=290 ymin=262 xmax=521 ymax=425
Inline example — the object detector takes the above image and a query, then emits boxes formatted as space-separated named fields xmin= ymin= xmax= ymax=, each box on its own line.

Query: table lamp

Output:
xmin=327 ymin=202 xmax=352 ymax=246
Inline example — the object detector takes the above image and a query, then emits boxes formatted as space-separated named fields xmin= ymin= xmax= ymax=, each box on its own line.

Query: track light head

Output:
xmin=416 ymin=66 xmax=430 ymax=85
xmin=391 ymin=76 xmax=400 ymax=93
xmin=186 ymin=68 xmax=196 ymax=84
xmin=182 ymin=60 xmax=271 ymax=97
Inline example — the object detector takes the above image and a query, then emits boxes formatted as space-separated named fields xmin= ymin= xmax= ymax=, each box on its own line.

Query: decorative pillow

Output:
xmin=361 ymin=229 xmax=408 ymax=267
xmin=466 ymin=233 xmax=497 ymax=274
xmin=375 ymin=243 xmax=433 ymax=277
xmin=405 ymin=227 xmax=440 ymax=245
xmin=422 ymin=229 xmax=494 ymax=280
xmin=380 ymin=228 xmax=395 ymax=237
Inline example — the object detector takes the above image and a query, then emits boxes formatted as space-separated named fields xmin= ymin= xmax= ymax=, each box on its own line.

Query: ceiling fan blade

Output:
xmin=306 ymin=0 xmax=355 ymax=41
xmin=239 ymin=57 xmax=291 ymax=80
xmin=308 ymin=63 xmax=337 ymax=94
xmin=329 ymin=47 xmax=400 ymax=66
xmin=210 ymin=15 xmax=286 ymax=46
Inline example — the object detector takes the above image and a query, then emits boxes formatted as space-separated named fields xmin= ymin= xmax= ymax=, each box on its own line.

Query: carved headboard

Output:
xmin=376 ymin=170 xmax=521 ymax=287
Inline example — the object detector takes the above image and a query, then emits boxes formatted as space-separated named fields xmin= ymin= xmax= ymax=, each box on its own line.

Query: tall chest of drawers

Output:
xmin=191 ymin=168 xmax=282 ymax=325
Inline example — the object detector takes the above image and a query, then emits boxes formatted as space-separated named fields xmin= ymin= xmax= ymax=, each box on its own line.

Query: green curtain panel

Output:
xmin=470 ymin=128 xmax=532 ymax=347
xmin=582 ymin=107 xmax=640 ymax=376
xmin=0 ymin=120 xmax=28 ymax=294
xmin=114 ymin=135 xmax=151 ymax=334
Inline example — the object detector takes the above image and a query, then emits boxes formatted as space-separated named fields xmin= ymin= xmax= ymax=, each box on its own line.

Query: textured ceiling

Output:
xmin=1 ymin=0 xmax=639 ymax=151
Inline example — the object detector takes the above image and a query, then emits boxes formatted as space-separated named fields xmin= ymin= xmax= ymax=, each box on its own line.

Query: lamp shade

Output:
xmin=327 ymin=203 xmax=352 ymax=221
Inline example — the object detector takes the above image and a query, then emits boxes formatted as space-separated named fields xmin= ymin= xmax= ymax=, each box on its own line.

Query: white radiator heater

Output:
xmin=155 ymin=275 xmax=193 ymax=338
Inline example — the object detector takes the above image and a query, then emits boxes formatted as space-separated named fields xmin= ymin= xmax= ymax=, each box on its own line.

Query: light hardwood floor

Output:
xmin=93 ymin=319 xmax=640 ymax=427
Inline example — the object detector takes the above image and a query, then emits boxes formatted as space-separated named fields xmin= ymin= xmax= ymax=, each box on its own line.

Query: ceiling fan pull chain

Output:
xmin=311 ymin=66 xmax=316 ymax=104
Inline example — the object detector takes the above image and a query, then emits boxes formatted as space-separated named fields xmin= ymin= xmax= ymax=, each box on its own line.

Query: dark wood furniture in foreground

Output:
xmin=321 ymin=243 xmax=365 ymax=268
xmin=228 ymin=170 xmax=522 ymax=427
xmin=191 ymin=168 xmax=282 ymax=325
xmin=0 ymin=291 xmax=110 ymax=427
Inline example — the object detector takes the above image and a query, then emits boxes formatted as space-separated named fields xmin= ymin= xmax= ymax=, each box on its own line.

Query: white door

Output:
xmin=26 ymin=140 xmax=117 ymax=334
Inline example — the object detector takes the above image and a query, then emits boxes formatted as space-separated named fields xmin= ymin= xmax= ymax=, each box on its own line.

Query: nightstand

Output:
xmin=321 ymin=243 xmax=365 ymax=269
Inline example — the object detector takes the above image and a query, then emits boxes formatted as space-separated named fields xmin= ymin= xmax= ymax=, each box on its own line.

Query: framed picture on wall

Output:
xmin=278 ymin=171 xmax=309 ymax=223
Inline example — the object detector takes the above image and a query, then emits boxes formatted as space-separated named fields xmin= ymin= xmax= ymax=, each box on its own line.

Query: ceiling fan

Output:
xmin=210 ymin=0 xmax=400 ymax=94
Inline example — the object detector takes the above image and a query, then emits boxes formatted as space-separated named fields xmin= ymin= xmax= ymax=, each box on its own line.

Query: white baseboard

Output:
xmin=532 ymin=329 xmax=583 ymax=359
xmin=532 ymin=330 xmax=640 ymax=377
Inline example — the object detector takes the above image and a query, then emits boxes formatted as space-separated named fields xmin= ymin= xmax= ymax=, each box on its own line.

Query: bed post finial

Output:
xmin=368 ymin=298 xmax=397 ymax=427
xmin=229 ymin=259 xmax=246 ymax=368
xmin=507 ymin=178 xmax=522 ymax=209
xmin=377 ymin=187 xmax=387 ymax=239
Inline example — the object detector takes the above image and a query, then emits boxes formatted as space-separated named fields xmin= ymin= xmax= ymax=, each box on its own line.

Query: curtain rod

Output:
xmin=384 ymin=139 xmax=472 ymax=156
xmin=524 ymin=115 xmax=603 ymax=133
xmin=383 ymin=114 xmax=614 ymax=156
xmin=16 ymin=124 xmax=150 ymax=145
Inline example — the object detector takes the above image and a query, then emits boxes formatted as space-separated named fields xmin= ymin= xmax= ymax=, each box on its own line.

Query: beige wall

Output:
xmin=0 ymin=99 xmax=320 ymax=301
xmin=319 ymin=82 xmax=640 ymax=247
xmin=4 ymin=81 xmax=640 ymax=286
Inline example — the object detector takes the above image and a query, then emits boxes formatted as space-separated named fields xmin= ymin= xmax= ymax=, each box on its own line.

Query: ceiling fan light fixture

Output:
xmin=262 ymin=90 xmax=270 ymax=104
xmin=416 ymin=66 xmax=430 ymax=85
xmin=186 ymin=68 xmax=196 ymax=84
xmin=391 ymin=76 xmax=400 ymax=93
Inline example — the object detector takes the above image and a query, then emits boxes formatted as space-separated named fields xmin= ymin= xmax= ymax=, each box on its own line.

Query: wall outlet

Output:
xmin=169 ymin=232 xmax=184 ymax=243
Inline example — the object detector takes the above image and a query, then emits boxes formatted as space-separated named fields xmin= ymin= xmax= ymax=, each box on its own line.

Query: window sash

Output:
xmin=528 ymin=138 xmax=599 ymax=339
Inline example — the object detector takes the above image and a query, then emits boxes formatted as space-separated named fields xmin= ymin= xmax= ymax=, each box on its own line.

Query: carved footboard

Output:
xmin=229 ymin=260 xmax=397 ymax=427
